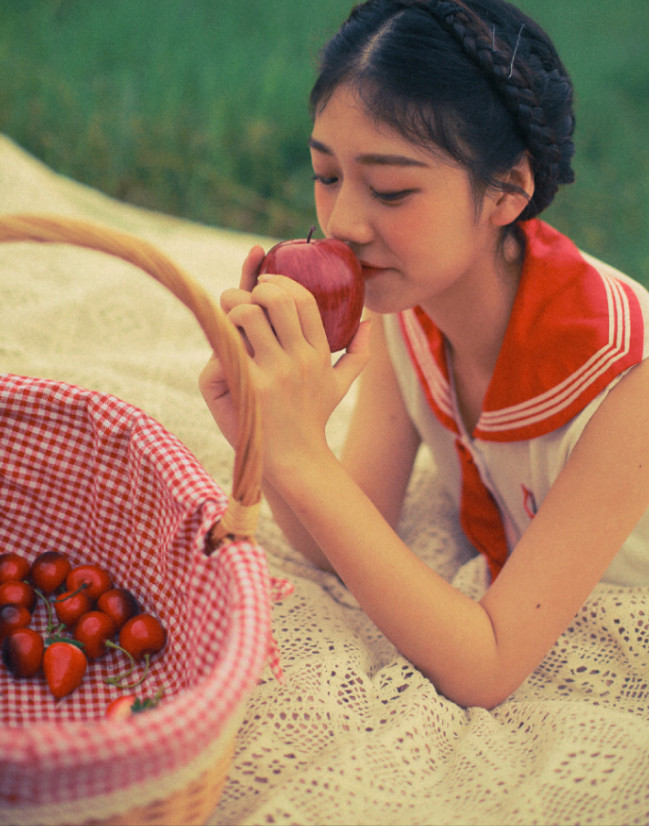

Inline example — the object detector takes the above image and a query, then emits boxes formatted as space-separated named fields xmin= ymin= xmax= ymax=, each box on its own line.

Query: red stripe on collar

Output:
xmin=398 ymin=306 xmax=459 ymax=435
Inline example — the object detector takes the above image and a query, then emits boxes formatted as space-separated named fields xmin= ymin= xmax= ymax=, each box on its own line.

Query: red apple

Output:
xmin=258 ymin=227 xmax=364 ymax=352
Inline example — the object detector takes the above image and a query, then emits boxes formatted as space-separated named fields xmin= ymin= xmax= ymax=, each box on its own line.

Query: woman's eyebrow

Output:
xmin=308 ymin=137 xmax=428 ymax=168
xmin=357 ymin=152 xmax=428 ymax=167
xmin=308 ymin=138 xmax=333 ymax=155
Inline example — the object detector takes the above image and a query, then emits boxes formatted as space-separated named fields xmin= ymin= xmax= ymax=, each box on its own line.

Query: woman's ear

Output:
xmin=490 ymin=152 xmax=535 ymax=226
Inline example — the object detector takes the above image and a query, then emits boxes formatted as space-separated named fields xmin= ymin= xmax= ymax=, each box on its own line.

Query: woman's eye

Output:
xmin=370 ymin=188 xmax=414 ymax=204
xmin=312 ymin=174 xmax=338 ymax=187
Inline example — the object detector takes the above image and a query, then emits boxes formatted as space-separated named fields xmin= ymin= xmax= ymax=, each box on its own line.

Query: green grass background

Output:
xmin=1 ymin=0 xmax=647 ymax=282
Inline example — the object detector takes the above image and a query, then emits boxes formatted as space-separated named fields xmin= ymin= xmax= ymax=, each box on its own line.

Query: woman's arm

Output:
xmin=479 ymin=358 xmax=649 ymax=700
xmin=235 ymin=312 xmax=422 ymax=571
xmin=202 ymin=267 xmax=649 ymax=708
xmin=340 ymin=313 xmax=422 ymax=531
xmin=205 ymin=247 xmax=422 ymax=569
xmin=266 ymin=357 xmax=649 ymax=708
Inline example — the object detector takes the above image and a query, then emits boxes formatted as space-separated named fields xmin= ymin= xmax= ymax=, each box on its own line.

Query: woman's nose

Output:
xmin=324 ymin=186 xmax=373 ymax=246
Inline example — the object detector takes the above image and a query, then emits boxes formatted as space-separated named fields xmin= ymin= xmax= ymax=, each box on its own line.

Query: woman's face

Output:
xmin=310 ymin=85 xmax=504 ymax=316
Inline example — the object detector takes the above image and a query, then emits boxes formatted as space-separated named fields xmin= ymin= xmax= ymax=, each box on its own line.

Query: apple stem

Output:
xmin=307 ymin=225 xmax=316 ymax=243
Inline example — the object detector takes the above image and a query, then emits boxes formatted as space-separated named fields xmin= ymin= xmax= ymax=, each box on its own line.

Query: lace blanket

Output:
xmin=1 ymin=135 xmax=647 ymax=826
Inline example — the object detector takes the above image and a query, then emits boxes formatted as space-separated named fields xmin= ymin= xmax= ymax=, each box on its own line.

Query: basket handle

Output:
xmin=0 ymin=213 xmax=262 ymax=548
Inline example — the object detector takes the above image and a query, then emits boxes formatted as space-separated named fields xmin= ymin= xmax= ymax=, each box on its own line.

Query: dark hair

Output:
xmin=309 ymin=0 xmax=575 ymax=223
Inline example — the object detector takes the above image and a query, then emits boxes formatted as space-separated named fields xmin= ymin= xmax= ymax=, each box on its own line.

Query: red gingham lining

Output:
xmin=0 ymin=374 xmax=278 ymax=807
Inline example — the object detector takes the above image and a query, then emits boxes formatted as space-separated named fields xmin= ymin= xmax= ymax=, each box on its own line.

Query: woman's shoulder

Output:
xmin=579 ymin=246 xmax=649 ymax=309
xmin=523 ymin=219 xmax=649 ymax=305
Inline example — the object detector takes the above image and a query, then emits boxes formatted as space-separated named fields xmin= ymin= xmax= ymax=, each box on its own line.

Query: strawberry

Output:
xmin=43 ymin=641 xmax=88 ymax=699
xmin=105 ymin=694 xmax=139 ymax=720
xmin=105 ymin=689 xmax=164 ymax=719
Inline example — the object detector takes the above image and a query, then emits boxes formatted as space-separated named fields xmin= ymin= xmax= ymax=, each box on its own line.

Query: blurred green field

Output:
xmin=0 ymin=0 xmax=647 ymax=281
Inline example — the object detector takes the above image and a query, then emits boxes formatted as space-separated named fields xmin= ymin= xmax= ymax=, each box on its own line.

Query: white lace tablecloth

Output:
xmin=1 ymin=134 xmax=647 ymax=826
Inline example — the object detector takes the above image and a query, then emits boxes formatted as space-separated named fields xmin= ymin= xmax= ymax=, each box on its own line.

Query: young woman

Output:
xmin=200 ymin=0 xmax=649 ymax=709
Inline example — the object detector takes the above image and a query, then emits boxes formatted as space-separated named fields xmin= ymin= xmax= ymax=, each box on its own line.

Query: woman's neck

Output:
xmin=422 ymin=232 xmax=524 ymax=432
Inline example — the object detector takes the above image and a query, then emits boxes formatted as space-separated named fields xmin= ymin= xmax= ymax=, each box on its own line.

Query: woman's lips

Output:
xmin=360 ymin=262 xmax=388 ymax=279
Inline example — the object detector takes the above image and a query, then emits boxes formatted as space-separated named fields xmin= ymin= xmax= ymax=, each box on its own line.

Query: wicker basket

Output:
xmin=0 ymin=215 xmax=277 ymax=826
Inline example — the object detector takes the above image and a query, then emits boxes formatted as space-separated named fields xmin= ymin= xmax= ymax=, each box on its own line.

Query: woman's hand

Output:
xmin=199 ymin=246 xmax=266 ymax=448
xmin=200 ymin=245 xmax=371 ymax=480
xmin=230 ymin=272 xmax=370 ymax=477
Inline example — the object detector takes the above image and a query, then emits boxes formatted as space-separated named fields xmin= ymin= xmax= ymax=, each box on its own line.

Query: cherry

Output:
xmin=73 ymin=611 xmax=117 ymax=659
xmin=0 ymin=603 xmax=32 ymax=640
xmin=2 ymin=627 xmax=44 ymax=677
xmin=118 ymin=614 xmax=166 ymax=662
xmin=31 ymin=551 xmax=71 ymax=594
xmin=0 ymin=579 xmax=36 ymax=612
xmin=54 ymin=588 xmax=93 ymax=628
xmin=66 ymin=564 xmax=112 ymax=601
xmin=97 ymin=588 xmax=139 ymax=630
xmin=0 ymin=552 xmax=31 ymax=584
xmin=1 ymin=554 xmax=166 ymax=696
xmin=106 ymin=614 xmax=167 ymax=689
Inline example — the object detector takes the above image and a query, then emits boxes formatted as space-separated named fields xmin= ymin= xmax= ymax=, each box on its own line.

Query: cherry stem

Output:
xmin=106 ymin=654 xmax=152 ymax=690
xmin=34 ymin=586 xmax=58 ymax=633
xmin=53 ymin=583 xmax=89 ymax=603
xmin=104 ymin=639 xmax=140 ymax=685
xmin=307 ymin=225 xmax=316 ymax=243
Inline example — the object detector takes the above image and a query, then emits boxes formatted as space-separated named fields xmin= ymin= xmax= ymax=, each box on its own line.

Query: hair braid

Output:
xmin=427 ymin=0 xmax=575 ymax=218
xmin=310 ymin=0 xmax=576 ymax=223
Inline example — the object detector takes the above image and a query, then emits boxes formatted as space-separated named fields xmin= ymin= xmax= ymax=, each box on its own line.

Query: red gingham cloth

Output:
xmin=0 ymin=373 xmax=287 ymax=808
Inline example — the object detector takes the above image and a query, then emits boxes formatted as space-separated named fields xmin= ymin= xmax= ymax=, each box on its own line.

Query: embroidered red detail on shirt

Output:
xmin=522 ymin=485 xmax=537 ymax=519
xmin=455 ymin=440 xmax=508 ymax=580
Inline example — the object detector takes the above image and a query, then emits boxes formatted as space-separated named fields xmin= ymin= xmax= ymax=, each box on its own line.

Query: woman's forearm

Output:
xmin=267 ymin=446 xmax=505 ymax=708
xmin=262 ymin=478 xmax=335 ymax=571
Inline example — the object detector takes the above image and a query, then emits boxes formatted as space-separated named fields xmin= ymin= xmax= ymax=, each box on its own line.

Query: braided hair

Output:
xmin=310 ymin=0 xmax=576 ymax=223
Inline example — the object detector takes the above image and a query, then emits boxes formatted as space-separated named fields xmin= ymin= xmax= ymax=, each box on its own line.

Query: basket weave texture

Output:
xmin=0 ymin=216 xmax=285 ymax=825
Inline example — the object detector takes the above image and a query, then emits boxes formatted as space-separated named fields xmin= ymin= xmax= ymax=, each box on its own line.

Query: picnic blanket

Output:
xmin=1 ymin=134 xmax=648 ymax=826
